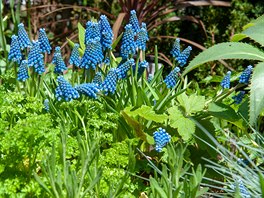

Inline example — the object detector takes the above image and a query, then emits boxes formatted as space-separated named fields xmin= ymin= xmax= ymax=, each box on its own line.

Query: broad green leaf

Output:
xmin=183 ymin=42 xmax=264 ymax=76
xmin=250 ymin=62 xmax=264 ymax=126
xmin=177 ymin=93 xmax=205 ymax=115
xmin=78 ymin=22 xmax=86 ymax=50
xmin=124 ymin=105 xmax=167 ymax=123
xmin=231 ymin=34 xmax=247 ymax=42
xmin=242 ymin=21 xmax=264 ymax=46
xmin=168 ymin=106 xmax=195 ymax=141
xmin=149 ymin=177 xmax=167 ymax=198
xmin=208 ymin=102 xmax=239 ymax=122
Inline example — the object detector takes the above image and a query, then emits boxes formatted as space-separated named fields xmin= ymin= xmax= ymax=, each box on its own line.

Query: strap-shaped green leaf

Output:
xmin=250 ymin=62 xmax=264 ymax=126
xmin=183 ymin=42 xmax=264 ymax=76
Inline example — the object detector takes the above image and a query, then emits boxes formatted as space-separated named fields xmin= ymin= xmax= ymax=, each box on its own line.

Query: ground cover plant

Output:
xmin=0 ymin=4 xmax=264 ymax=198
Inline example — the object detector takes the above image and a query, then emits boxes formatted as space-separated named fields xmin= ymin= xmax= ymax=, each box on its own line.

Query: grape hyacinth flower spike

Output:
xmin=80 ymin=37 xmax=103 ymax=70
xmin=120 ymin=24 xmax=137 ymax=60
xmin=99 ymin=15 xmax=113 ymax=51
xmin=153 ymin=128 xmax=171 ymax=152
xmin=69 ymin=43 xmax=80 ymax=67
xmin=232 ymin=91 xmax=245 ymax=104
xmin=116 ymin=58 xmax=135 ymax=79
xmin=55 ymin=76 xmax=80 ymax=101
xmin=177 ymin=46 xmax=192 ymax=67
xmin=28 ymin=40 xmax=45 ymax=74
xmin=164 ymin=67 xmax=181 ymax=89
xmin=137 ymin=60 xmax=149 ymax=77
xmin=17 ymin=23 xmax=31 ymax=49
xmin=136 ymin=24 xmax=149 ymax=51
xmin=170 ymin=38 xmax=181 ymax=59
xmin=44 ymin=99 xmax=49 ymax=111
xmin=52 ymin=46 xmax=61 ymax=64
xmin=85 ymin=21 xmax=100 ymax=44
xmin=17 ymin=60 xmax=29 ymax=81
xmin=239 ymin=65 xmax=253 ymax=84
xmin=129 ymin=10 xmax=140 ymax=34
xmin=101 ymin=68 xmax=118 ymax=95
xmin=8 ymin=35 xmax=22 ymax=63
xmin=38 ymin=28 xmax=51 ymax=54
xmin=75 ymin=83 xmax=100 ymax=99
xmin=221 ymin=71 xmax=231 ymax=89
xmin=93 ymin=72 xmax=103 ymax=85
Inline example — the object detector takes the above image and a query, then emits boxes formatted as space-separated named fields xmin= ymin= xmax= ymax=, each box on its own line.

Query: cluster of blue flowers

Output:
xmin=75 ymin=83 xmax=100 ymax=99
xmin=164 ymin=67 xmax=181 ymax=89
xmin=153 ymin=128 xmax=171 ymax=152
xmin=120 ymin=24 xmax=137 ymax=59
xmin=52 ymin=46 xmax=67 ymax=74
xmin=101 ymin=68 xmax=119 ymax=95
xmin=55 ymin=76 xmax=80 ymax=101
xmin=220 ymin=65 xmax=253 ymax=104
xmin=8 ymin=23 xmax=52 ymax=79
xmin=170 ymin=38 xmax=192 ymax=67
xmin=117 ymin=58 xmax=135 ymax=79
xmin=17 ymin=60 xmax=29 ymax=81
xmin=69 ymin=43 xmax=80 ymax=67
xmin=93 ymin=72 xmax=103 ymax=85
xmin=230 ymin=179 xmax=251 ymax=198
xmin=99 ymin=15 xmax=114 ymax=51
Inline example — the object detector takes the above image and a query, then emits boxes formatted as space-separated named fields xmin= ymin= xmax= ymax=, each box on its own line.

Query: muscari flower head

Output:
xmin=101 ymin=68 xmax=118 ymax=95
xmin=221 ymin=71 xmax=231 ymax=89
xmin=230 ymin=179 xmax=251 ymax=198
xmin=80 ymin=37 xmax=103 ymax=70
xmin=75 ymin=83 xmax=100 ymax=99
xmin=85 ymin=21 xmax=100 ymax=44
xmin=148 ymin=73 xmax=153 ymax=83
xmin=116 ymin=58 xmax=135 ymax=79
xmin=38 ymin=28 xmax=51 ymax=54
xmin=17 ymin=60 xmax=29 ymax=81
xmin=153 ymin=128 xmax=171 ymax=152
xmin=99 ymin=15 xmax=113 ymax=51
xmin=55 ymin=76 xmax=80 ymax=101
xmin=164 ymin=67 xmax=181 ymax=89
xmin=239 ymin=65 xmax=253 ymax=84
xmin=120 ymin=24 xmax=137 ymax=60
xmin=170 ymin=38 xmax=181 ymax=59
xmin=93 ymin=72 xmax=103 ymax=85
xmin=8 ymin=35 xmax=22 ymax=63
xmin=129 ymin=10 xmax=140 ymax=34
xmin=54 ymin=53 xmax=67 ymax=74
xmin=137 ymin=60 xmax=149 ymax=76
xmin=136 ymin=24 xmax=149 ymax=51
xmin=28 ymin=40 xmax=45 ymax=74
xmin=44 ymin=99 xmax=49 ymax=111
xmin=17 ymin=23 xmax=31 ymax=49
xmin=232 ymin=91 xmax=245 ymax=104
xmin=177 ymin=46 xmax=192 ymax=67
xmin=52 ymin=46 xmax=61 ymax=64
xmin=69 ymin=43 xmax=80 ymax=67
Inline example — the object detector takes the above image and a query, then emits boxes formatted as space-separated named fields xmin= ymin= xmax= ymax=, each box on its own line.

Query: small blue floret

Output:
xmin=153 ymin=128 xmax=171 ymax=152
xmin=221 ymin=71 xmax=231 ymax=89
xmin=8 ymin=35 xmax=22 ymax=63
xmin=17 ymin=60 xmax=29 ymax=81
xmin=164 ymin=67 xmax=181 ymax=89
xmin=239 ymin=65 xmax=253 ymax=84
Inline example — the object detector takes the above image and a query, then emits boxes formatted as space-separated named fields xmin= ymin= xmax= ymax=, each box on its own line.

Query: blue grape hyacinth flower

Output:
xmin=80 ymin=37 xmax=103 ymax=70
xmin=28 ymin=40 xmax=45 ymax=74
xmin=93 ymin=72 xmax=103 ymax=85
xmin=116 ymin=58 xmax=135 ymax=79
xmin=44 ymin=99 xmax=49 ymax=111
xmin=153 ymin=128 xmax=171 ymax=152
xmin=75 ymin=83 xmax=100 ymax=99
xmin=177 ymin=46 xmax=192 ymax=67
xmin=164 ymin=67 xmax=181 ymax=89
xmin=55 ymin=76 xmax=80 ymax=101
xmin=17 ymin=23 xmax=31 ymax=49
xmin=129 ymin=10 xmax=140 ymax=34
xmin=52 ymin=46 xmax=61 ymax=64
xmin=38 ymin=28 xmax=51 ymax=54
xmin=54 ymin=53 xmax=67 ymax=74
xmin=101 ymin=68 xmax=118 ymax=95
xmin=17 ymin=60 xmax=29 ymax=81
xmin=170 ymin=38 xmax=181 ymax=59
xmin=138 ymin=60 xmax=149 ymax=76
xmin=232 ymin=91 xmax=245 ymax=104
xmin=69 ymin=43 xmax=80 ymax=67
xmin=8 ymin=35 xmax=22 ymax=63
xmin=136 ymin=24 xmax=149 ymax=51
xmin=221 ymin=71 xmax=231 ymax=89
xmin=120 ymin=24 xmax=137 ymax=60
xmin=99 ymin=15 xmax=113 ymax=51
xmin=85 ymin=21 xmax=100 ymax=44
xmin=239 ymin=65 xmax=253 ymax=84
